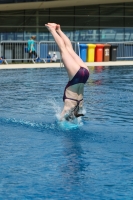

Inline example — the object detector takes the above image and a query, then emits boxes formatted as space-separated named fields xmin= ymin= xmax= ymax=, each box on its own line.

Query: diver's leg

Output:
xmin=54 ymin=24 xmax=88 ymax=70
xmin=47 ymin=23 xmax=88 ymax=70
xmin=45 ymin=23 xmax=80 ymax=79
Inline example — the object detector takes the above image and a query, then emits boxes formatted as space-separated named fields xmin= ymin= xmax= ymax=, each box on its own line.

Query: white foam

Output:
xmin=47 ymin=98 xmax=86 ymax=130
xmin=47 ymin=98 xmax=62 ymax=120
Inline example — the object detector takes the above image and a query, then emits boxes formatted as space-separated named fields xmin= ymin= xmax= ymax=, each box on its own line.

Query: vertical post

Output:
xmin=36 ymin=10 xmax=39 ymax=41
xmin=99 ymin=5 xmax=100 ymax=42
xmin=123 ymin=3 xmax=125 ymax=58
xmin=123 ymin=3 xmax=125 ymax=42
xmin=93 ymin=30 xmax=97 ymax=42
xmin=48 ymin=8 xmax=50 ymax=41
xmin=73 ymin=6 xmax=75 ymax=41
xmin=0 ymin=42 xmax=1 ymax=57
xmin=36 ymin=11 xmax=39 ymax=56
xmin=78 ymin=42 xmax=80 ymax=57
xmin=23 ymin=10 xmax=26 ymax=41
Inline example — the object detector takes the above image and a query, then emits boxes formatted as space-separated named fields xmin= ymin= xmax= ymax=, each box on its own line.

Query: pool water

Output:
xmin=0 ymin=66 xmax=133 ymax=200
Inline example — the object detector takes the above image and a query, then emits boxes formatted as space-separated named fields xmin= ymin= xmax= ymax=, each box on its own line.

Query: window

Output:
xmin=100 ymin=5 xmax=124 ymax=27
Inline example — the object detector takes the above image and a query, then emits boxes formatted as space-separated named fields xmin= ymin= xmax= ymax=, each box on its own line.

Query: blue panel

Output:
xmin=40 ymin=44 xmax=48 ymax=59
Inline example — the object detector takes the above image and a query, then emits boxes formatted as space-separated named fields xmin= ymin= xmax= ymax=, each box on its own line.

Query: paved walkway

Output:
xmin=0 ymin=61 xmax=132 ymax=69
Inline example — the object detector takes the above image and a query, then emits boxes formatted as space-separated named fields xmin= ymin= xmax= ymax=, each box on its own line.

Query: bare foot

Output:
xmin=48 ymin=23 xmax=57 ymax=30
xmin=45 ymin=24 xmax=55 ymax=32
xmin=56 ymin=24 xmax=61 ymax=31
xmin=47 ymin=23 xmax=61 ymax=31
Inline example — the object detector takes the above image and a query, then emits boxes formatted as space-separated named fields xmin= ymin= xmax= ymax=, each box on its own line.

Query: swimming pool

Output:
xmin=0 ymin=66 xmax=133 ymax=199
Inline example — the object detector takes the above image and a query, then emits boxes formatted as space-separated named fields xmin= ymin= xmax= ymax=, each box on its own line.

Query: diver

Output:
xmin=45 ymin=23 xmax=89 ymax=121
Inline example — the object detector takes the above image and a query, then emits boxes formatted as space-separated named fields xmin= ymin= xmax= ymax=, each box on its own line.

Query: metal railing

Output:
xmin=0 ymin=40 xmax=133 ymax=64
xmin=78 ymin=41 xmax=133 ymax=60
xmin=0 ymin=41 xmax=32 ymax=64
xmin=108 ymin=41 xmax=133 ymax=60
xmin=39 ymin=41 xmax=61 ymax=63
xmin=0 ymin=40 xmax=78 ymax=64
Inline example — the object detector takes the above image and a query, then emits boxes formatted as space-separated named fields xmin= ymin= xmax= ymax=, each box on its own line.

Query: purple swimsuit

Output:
xmin=63 ymin=67 xmax=89 ymax=103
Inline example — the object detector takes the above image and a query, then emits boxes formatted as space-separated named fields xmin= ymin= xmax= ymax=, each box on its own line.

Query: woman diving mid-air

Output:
xmin=45 ymin=23 xmax=89 ymax=121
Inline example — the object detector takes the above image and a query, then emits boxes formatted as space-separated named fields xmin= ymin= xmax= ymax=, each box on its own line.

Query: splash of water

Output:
xmin=47 ymin=98 xmax=84 ymax=129
xmin=47 ymin=98 xmax=62 ymax=120
xmin=0 ymin=98 xmax=86 ymax=131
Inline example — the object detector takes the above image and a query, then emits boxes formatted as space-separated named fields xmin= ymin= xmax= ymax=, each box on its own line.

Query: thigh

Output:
xmin=66 ymin=46 xmax=88 ymax=70
xmin=61 ymin=49 xmax=80 ymax=79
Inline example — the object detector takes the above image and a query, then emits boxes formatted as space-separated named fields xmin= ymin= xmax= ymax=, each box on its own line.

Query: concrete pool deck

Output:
xmin=0 ymin=61 xmax=132 ymax=69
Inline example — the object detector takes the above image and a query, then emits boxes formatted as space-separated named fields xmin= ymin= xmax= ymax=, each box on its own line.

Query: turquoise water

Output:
xmin=0 ymin=66 xmax=133 ymax=199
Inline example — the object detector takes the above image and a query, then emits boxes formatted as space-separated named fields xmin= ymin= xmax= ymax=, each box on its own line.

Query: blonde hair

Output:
xmin=31 ymin=35 xmax=36 ymax=40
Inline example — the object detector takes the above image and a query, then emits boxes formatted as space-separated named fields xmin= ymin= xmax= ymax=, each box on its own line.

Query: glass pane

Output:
xmin=0 ymin=27 xmax=22 ymax=40
xmin=100 ymin=29 xmax=115 ymax=42
xmin=50 ymin=16 xmax=73 ymax=26
xmin=74 ymin=28 xmax=99 ymax=42
xmin=39 ymin=16 xmax=49 ymax=27
xmin=100 ymin=5 xmax=124 ymax=16
xmin=50 ymin=7 xmax=74 ymax=27
xmin=0 ymin=3 xmax=129 ymax=43
xmin=0 ymin=15 xmax=24 ymax=27
xmin=25 ymin=10 xmax=37 ymax=15
xmin=75 ymin=16 xmax=99 ymax=27
xmin=0 ymin=10 xmax=25 ymax=15
xmin=15 ymin=32 xmax=24 ymax=40
xmin=125 ymin=2 xmax=133 ymax=6
xmin=125 ymin=28 xmax=133 ymax=41
xmin=24 ymin=16 xmax=36 ymax=26
xmin=24 ymin=27 xmax=36 ymax=40
xmin=48 ymin=27 xmax=74 ymax=41
xmin=100 ymin=3 xmax=124 ymax=37
xmin=100 ymin=16 xmax=124 ymax=27
xmin=50 ymin=7 xmax=74 ymax=15
xmin=38 ymin=28 xmax=48 ymax=41
xmin=125 ymin=6 xmax=133 ymax=28
xmin=100 ymin=28 xmax=124 ymax=42
xmin=75 ymin=5 xmax=99 ymax=15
